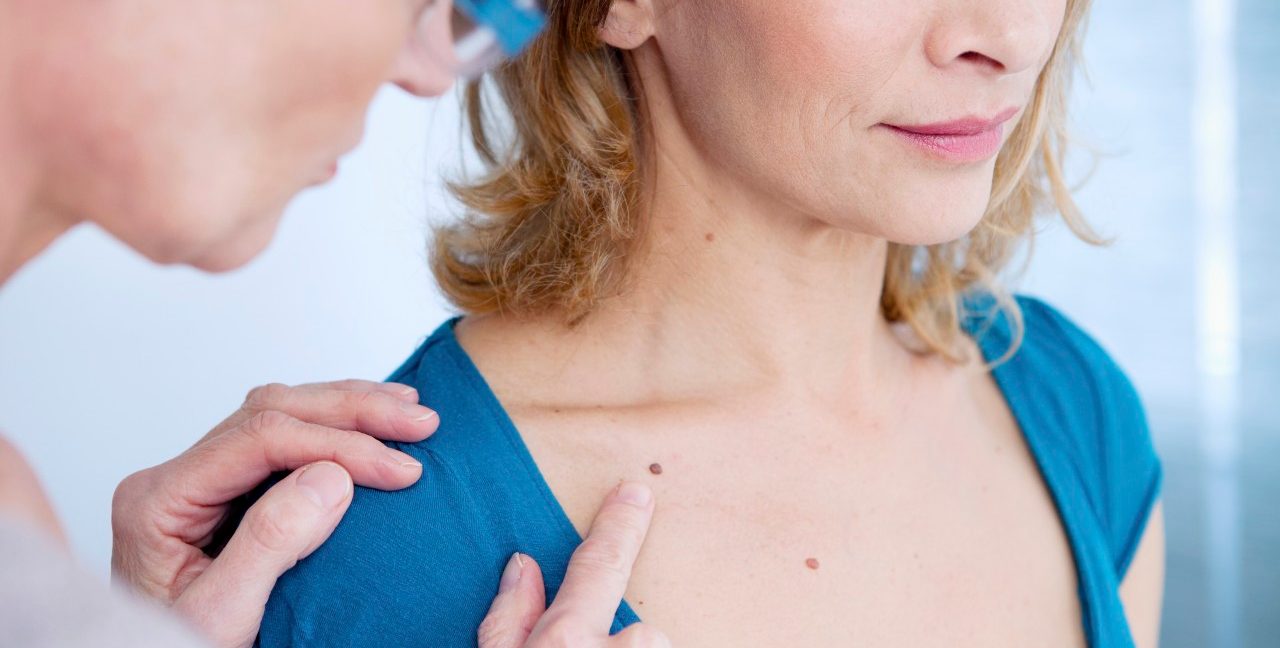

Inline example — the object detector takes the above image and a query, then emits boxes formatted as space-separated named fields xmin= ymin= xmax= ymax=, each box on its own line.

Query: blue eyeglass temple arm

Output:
xmin=453 ymin=0 xmax=549 ymax=56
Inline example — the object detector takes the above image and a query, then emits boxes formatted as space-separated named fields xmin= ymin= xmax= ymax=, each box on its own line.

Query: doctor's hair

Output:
xmin=433 ymin=0 xmax=1100 ymax=363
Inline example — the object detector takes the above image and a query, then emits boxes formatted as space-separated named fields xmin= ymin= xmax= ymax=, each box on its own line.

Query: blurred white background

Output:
xmin=0 ymin=0 xmax=1275 ymax=646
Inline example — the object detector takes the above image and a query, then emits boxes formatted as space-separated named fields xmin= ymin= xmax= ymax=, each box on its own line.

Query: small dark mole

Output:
xmin=805 ymin=557 xmax=820 ymax=570
xmin=704 ymin=232 xmax=715 ymax=242
xmin=648 ymin=462 xmax=664 ymax=475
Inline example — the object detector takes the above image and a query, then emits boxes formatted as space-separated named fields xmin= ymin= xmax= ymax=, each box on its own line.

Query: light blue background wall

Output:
xmin=0 ymin=0 xmax=1274 ymax=645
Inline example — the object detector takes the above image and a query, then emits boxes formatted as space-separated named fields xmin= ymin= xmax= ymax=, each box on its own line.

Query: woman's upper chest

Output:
xmin=511 ymin=395 xmax=1087 ymax=647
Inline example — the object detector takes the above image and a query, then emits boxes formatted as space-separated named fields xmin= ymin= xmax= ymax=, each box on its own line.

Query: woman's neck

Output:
xmin=462 ymin=129 xmax=919 ymax=415
xmin=589 ymin=149 xmax=908 ymax=398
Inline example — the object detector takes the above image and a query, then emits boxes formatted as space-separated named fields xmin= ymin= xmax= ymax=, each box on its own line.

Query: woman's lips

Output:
xmin=881 ymin=107 xmax=1019 ymax=164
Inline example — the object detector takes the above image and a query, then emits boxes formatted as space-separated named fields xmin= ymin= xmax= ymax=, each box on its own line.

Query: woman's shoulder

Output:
xmin=965 ymin=294 xmax=1139 ymax=408
xmin=966 ymin=293 xmax=1162 ymax=578
xmin=965 ymin=293 xmax=1148 ymax=428
xmin=258 ymin=463 xmax=512 ymax=647
xmin=258 ymin=322 xmax=509 ymax=646
xmin=1012 ymin=295 xmax=1145 ymax=413
xmin=259 ymin=318 xmax=611 ymax=647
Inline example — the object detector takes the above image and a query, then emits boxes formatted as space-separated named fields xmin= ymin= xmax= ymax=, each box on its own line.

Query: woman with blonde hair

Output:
xmin=260 ymin=0 xmax=1164 ymax=645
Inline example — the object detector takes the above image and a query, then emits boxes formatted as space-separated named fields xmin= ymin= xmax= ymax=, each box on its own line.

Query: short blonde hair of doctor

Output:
xmin=433 ymin=0 xmax=1099 ymax=362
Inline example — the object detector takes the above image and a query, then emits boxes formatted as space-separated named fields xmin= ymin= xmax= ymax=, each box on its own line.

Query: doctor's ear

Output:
xmin=598 ymin=0 xmax=657 ymax=50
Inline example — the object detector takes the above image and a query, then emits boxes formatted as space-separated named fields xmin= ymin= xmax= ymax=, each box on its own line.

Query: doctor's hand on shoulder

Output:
xmin=107 ymin=379 xmax=669 ymax=648
xmin=110 ymin=379 xmax=438 ymax=648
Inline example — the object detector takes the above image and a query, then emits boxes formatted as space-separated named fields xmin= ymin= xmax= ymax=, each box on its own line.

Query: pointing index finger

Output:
xmin=548 ymin=481 xmax=655 ymax=632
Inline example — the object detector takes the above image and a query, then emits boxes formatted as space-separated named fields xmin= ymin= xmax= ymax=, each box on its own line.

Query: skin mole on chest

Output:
xmin=805 ymin=557 xmax=820 ymax=570
xmin=648 ymin=462 xmax=663 ymax=475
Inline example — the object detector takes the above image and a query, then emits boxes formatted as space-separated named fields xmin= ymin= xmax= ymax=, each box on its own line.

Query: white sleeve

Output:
xmin=0 ymin=516 xmax=209 ymax=648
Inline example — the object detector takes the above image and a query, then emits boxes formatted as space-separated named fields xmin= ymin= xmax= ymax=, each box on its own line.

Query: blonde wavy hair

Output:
xmin=433 ymin=0 xmax=1099 ymax=362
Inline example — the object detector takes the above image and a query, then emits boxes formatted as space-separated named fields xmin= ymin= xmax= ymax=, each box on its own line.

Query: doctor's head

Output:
xmin=10 ymin=0 xmax=468 ymax=271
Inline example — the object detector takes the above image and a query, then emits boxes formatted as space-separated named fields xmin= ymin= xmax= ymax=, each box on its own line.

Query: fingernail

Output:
xmin=296 ymin=462 xmax=352 ymax=510
xmin=389 ymin=384 xmax=418 ymax=400
xmin=400 ymin=401 xmax=438 ymax=422
xmin=499 ymin=553 xmax=525 ymax=594
xmin=387 ymin=449 xmax=423 ymax=471
xmin=616 ymin=481 xmax=652 ymax=507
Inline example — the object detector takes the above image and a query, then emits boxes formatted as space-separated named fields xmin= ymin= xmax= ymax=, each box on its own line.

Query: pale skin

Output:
xmin=0 ymin=0 xmax=662 ymax=646
xmin=458 ymin=0 xmax=1164 ymax=645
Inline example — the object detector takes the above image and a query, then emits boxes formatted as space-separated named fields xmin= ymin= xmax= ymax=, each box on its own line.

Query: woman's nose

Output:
xmin=924 ymin=0 xmax=1065 ymax=76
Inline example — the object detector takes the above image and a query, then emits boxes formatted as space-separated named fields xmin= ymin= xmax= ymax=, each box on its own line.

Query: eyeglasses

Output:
xmin=430 ymin=0 xmax=548 ymax=80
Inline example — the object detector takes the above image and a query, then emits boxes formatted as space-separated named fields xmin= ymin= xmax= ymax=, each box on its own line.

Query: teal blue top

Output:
xmin=257 ymin=295 xmax=1162 ymax=647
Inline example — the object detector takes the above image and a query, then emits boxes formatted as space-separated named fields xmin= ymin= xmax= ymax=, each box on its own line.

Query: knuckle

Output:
xmin=622 ymin=624 xmax=671 ymax=648
xmin=599 ymin=506 xmax=649 ymax=539
xmin=328 ymin=379 xmax=370 ymax=392
xmin=350 ymin=388 xmax=383 ymax=412
xmin=476 ymin=613 xmax=514 ymax=648
xmin=242 ymin=410 xmax=297 ymax=439
xmin=570 ymin=541 xmax=630 ymax=582
xmin=109 ymin=469 xmax=180 ymax=545
xmin=539 ymin=614 xmax=588 ymax=646
xmin=327 ymin=424 xmax=381 ymax=456
xmin=244 ymin=383 xmax=291 ymax=410
xmin=111 ymin=468 xmax=147 ymax=502
xmin=110 ymin=469 xmax=153 ymax=521
xmin=243 ymin=496 xmax=309 ymax=554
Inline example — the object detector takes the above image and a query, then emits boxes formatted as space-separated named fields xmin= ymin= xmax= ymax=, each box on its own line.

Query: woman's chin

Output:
xmin=866 ymin=208 xmax=990 ymax=247
xmin=183 ymin=218 xmax=283 ymax=273
xmin=892 ymin=191 xmax=997 ymax=246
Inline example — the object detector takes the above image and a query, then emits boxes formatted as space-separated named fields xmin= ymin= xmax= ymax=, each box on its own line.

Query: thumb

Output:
xmin=477 ymin=553 xmax=547 ymax=648
xmin=173 ymin=461 xmax=353 ymax=648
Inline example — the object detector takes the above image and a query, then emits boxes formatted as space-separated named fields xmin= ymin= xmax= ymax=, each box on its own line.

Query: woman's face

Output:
xmin=33 ymin=0 xmax=457 ymax=271
xmin=638 ymin=0 xmax=1068 ymax=245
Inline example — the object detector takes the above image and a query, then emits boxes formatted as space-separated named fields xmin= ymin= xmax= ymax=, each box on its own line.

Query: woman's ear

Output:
xmin=390 ymin=0 xmax=459 ymax=97
xmin=598 ymin=0 xmax=657 ymax=50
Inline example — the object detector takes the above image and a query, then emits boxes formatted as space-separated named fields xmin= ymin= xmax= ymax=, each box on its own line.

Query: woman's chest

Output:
xmin=515 ymin=405 xmax=1087 ymax=647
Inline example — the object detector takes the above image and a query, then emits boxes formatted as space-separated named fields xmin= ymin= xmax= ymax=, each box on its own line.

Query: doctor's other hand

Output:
xmin=0 ymin=435 xmax=65 ymax=544
xmin=478 ymin=481 xmax=672 ymax=648
xmin=110 ymin=379 xmax=438 ymax=648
